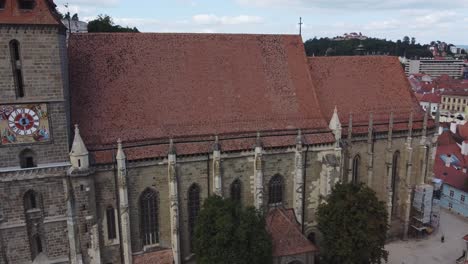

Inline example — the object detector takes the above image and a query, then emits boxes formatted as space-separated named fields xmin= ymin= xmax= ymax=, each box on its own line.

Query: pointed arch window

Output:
xmin=268 ymin=174 xmax=284 ymax=205
xmin=9 ymin=40 xmax=24 ymax=98
xmin=230 ymin=179 xmax=242 ymax=203
xmin=106 ymin=206 xmax=116 ymax=240
xmin=188 ymin=184 xmax=201 ymax=250
xmin=352 ymin=155 xmax=360 ymax=184
xmin=24 ymin=190 xmax=39 ymax=211
xmin=391 ymin=151 xmax=400 ymax=216
xmin=140 ymin=188 xmax=159 ymax=246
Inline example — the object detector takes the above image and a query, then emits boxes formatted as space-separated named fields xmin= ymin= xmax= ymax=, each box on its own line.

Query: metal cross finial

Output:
xmin=298 ymin=17 xmax=303 ymax=36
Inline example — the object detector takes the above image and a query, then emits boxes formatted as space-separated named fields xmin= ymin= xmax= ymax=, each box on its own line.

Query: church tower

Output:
xmin=0 ymin=1 xmax=73 ymax=263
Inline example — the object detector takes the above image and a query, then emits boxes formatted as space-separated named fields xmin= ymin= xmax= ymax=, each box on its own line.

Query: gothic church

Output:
xmin=0 ymin=1 xmax=437 ymax=264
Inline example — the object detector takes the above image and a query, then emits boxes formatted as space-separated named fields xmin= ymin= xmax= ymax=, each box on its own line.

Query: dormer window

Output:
xmin=18 ymin=0 xmax=35 ymax=10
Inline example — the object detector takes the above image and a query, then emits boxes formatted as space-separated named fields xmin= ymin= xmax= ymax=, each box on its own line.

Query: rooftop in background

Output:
xmin=0 ymin=0 xmax=62 ymax=26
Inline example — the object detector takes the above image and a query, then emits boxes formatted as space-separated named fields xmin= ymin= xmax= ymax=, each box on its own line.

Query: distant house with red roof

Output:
xmin=419 ymin=93 xmax=441 ymax=114
xmin=434 ymin=122 xmax=468 ymax=217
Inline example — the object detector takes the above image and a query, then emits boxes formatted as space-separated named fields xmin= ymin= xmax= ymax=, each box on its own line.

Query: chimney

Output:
xmin=445 ymin=154 xmax=451 ymax=168
xmin=462 ymin=140 xmax=468 ymax=156
xmin=438 ymin=126 xmax=443 ymax=135
xmin=463 ymin=167 xmax=467 ymax=174
xmin=432 ymin=87 xmax=435 ymax=93
xmin=450 ymin=123 xmax=457 ymax=134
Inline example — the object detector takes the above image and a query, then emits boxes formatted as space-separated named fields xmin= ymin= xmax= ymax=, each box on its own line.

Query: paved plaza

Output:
xmin=386 ymin=209 xmax=468 ymax=264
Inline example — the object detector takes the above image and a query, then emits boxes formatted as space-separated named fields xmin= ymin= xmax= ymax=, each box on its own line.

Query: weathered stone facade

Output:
xmin=0 ymin=2 xmax=437 ymax=264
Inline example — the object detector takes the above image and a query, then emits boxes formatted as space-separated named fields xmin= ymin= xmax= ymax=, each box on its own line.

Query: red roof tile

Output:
xmin=438 ymin=131 xmax=457 ymax=146
xmin=434 ymin=144 xmax=468 ymax=192
xmin=420 ymin=93 xmax=441 ymax=104
xmin=0 ymin=0 xmax=62 ymax=25
xmin=266 ymin=208 xmax=318 ymax=257
xmin=460 ymin=123 xmax=468 ymax=141
xmin=70 ymin=33 xmax=328 ymax=154
xmin=307 ymin=56 xmax=427 ymax=127
xmin=133 ymin=249 xmax=173 ymax=264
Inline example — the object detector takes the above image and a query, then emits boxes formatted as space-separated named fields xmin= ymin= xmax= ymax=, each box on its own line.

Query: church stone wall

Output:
xmin=0 ymin=175 xmax=69 ymax=264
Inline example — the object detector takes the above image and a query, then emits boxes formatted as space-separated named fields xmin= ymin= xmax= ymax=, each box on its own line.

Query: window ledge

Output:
xmin=143 ymin=244 xmax=160 ymax=252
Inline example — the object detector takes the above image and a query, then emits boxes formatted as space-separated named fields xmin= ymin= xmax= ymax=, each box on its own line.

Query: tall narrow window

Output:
xmin=9 ymin=40 xmax=24 ymax=97
xmin=188 ymin=184 xmax=200 ymax=251
xmin=106 ymin=206 xmax=116 ymax=240
xmin=230 ymin=179 xmax=242 ymax=203
xmin=391 ymin=151 xmax=400 ymax=216
xmin=0 ymin=0 xmax=6 ymax=9
xmin=31 ymin=234 xmax=43 ymax=259
xmin=352 ymin=155 xmax=360 ymax=184
xmin=268 ymin=174 xmax=284 ymax=205
xmin=140 ymin=188 xmax=159 ymax=246
xmin=24 ymin=190 xmax=39 ymax=210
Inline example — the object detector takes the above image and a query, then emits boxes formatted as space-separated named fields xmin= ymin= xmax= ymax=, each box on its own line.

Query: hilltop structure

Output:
xmin=0 ymin=1 xmax=437 ymax=264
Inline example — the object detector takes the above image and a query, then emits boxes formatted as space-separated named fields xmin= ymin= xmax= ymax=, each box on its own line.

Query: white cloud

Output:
xmin=56 ymin=0 xmax=119 ymax=8
xmin=192 ymin=14 xmax=263 ymax=25
xmin=236 ymin=0 xmax=468 ymax=10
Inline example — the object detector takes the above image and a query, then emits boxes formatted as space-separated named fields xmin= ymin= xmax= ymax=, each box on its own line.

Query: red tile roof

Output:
xmin=420 ymin=93 xmax=441 ymax=104
xmin=0 ymin=0 xmax=62 ymax=25
xmin=69 ymin=33 xmax=329 ymax=155
xmin=307 ymin=56 xmax=429 ymax=128
xmin=266 ymin=208 xmax=318 ymax=257
xmin=434 ymin=143 xmax=468 ymax=192
xmin=460 ymin=123 xmax=468 ymax=140
xmin=438 ymin=131 xmax=457 ymax=146
xmin=133 ymin=249 xmax=173 ymax=264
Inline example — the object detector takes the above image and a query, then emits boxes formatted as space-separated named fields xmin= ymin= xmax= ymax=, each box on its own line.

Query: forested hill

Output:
xmin=304 ymin=37 xmax=433 ymax=58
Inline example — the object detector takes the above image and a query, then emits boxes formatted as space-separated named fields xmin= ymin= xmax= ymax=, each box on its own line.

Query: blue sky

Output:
xmin=56 ymin=0 xmax=468 ymax=45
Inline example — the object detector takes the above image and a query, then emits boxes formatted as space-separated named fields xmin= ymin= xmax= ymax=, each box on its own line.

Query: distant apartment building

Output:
xmin=404 ymin=58 xmax=464 ymax=79
xmin=441 ymin=91 xmax=468 ymax=113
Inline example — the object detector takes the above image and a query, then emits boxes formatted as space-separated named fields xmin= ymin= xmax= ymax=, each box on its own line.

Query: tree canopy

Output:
xmin=194 ymin=195 xmax=272 ymax=264
xmin=317 ymin=182 xmax=389 ymax=264
xmin=304 ymin=37 xmax=433 ymax=58
xmin=87 ymin=14 xmax=139 ymax=33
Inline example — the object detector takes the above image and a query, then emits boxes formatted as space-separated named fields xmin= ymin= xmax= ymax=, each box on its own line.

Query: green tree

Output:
xmin=317 ymin=182 xmax=389 ymax=264
xmin=194 ymin=196 xmax=272 ymax=264
xmin=403 ymin=36 xmax=410 ymax=45
xmin=411 ymin=37 xmax=416 ymax=45
xmin=87 ymin=14 xmax=139 ymax=33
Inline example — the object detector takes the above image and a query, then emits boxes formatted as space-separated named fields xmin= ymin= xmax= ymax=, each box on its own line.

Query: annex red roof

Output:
xmin=133 ymin=249 xmax=173 ymax=264
xmin=266 ymin=208 xmax=318 ymax=257
xmin=69 ymin=33 xmax=329 ymax=153
xmin=308 ymin=56 xmax=428 ymax=127
xmin=434 ymin=144 xmax=468 ymax=192
xmin=0 ymin=0 xmax=62 ymax=25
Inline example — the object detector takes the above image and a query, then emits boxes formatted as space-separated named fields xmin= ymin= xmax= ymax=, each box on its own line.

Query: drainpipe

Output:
xmin=302 ymin=145 xmax=309 ymax=234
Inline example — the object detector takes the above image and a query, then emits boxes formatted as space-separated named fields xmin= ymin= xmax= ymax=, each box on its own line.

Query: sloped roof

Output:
xmin=459 ymin=123 xmax=468 ymax=140
xmin=434 ymin=144 xmax=468 ymax=192
xmin=266 ymin=208 xmax=318 ymax=257
xmin=0 ymin=0 xmax=62 ymax=25
xmin=307 ymin=56 xmax=427 ymax=127
xmin=420 ymin=93 xmax=441 ymax=104
xmin=69 ymin=33 xmax=330 ymax=160
xmin=133 ymin=249 xmax=173 ymax=264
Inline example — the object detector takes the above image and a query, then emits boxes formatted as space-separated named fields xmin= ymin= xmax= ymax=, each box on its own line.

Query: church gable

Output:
xmin=69 ymin=33 xmax=328 ymax=150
